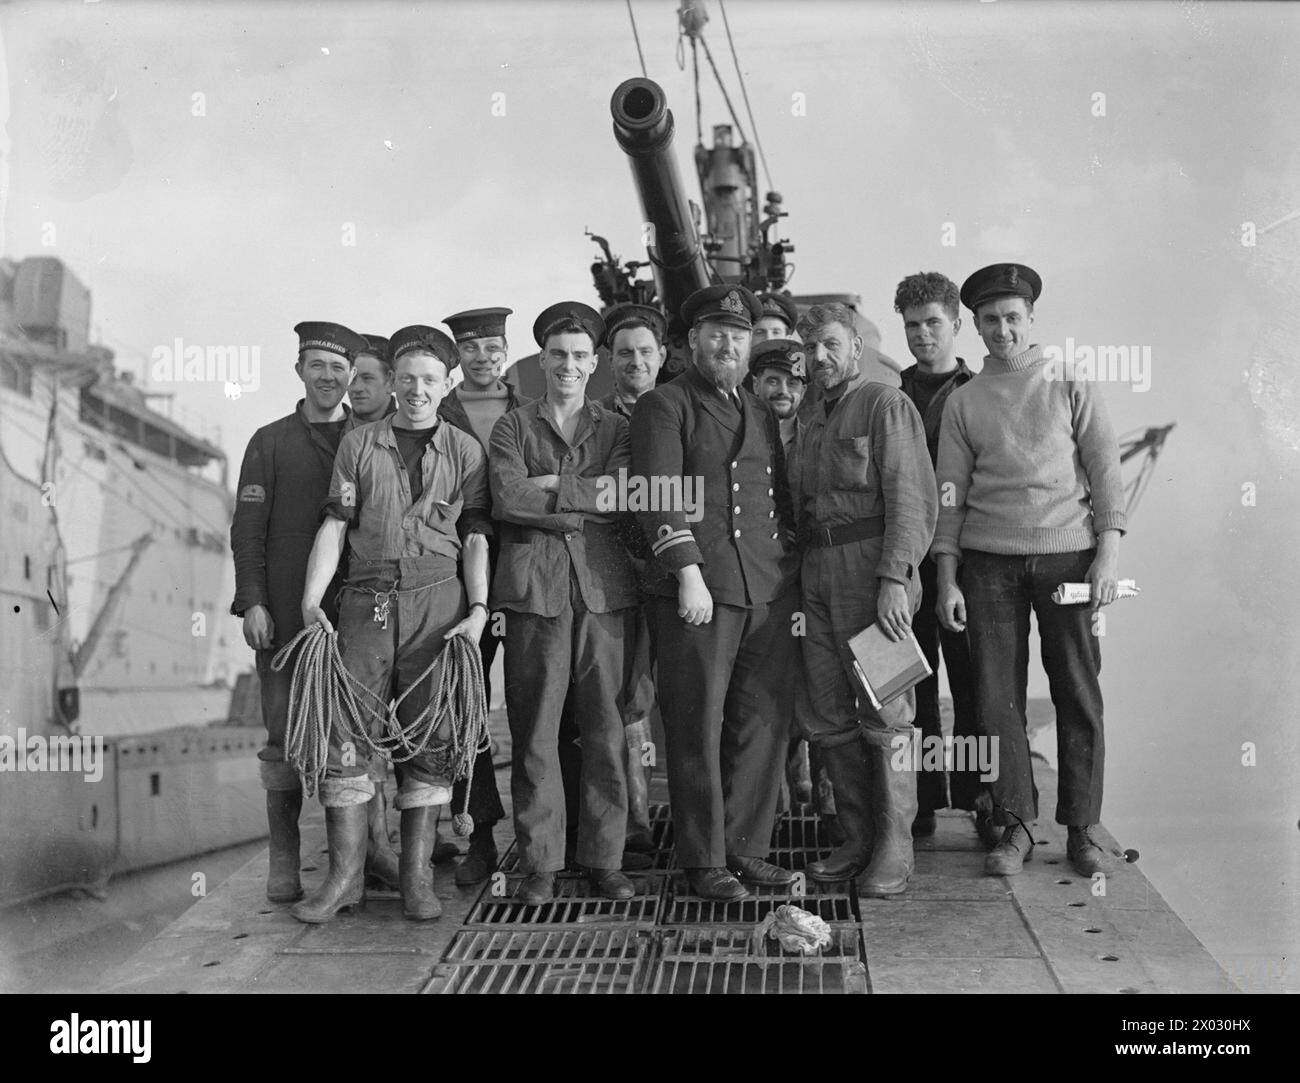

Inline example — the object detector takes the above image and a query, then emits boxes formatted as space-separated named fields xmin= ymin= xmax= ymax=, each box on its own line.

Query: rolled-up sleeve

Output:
xmin=321 ymin=429 xmax=364 ymax=524
xmin=874 ymin=393 xmax=937 ymax=583
xmin=629 ymin=388 xmax=703 ymax=570
xmin=457 ymin=437 xmax=493 ymax=541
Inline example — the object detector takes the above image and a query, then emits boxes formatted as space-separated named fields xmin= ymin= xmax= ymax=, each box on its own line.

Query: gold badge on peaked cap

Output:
xmin=722 ymin=290 xmax=745 ymax=316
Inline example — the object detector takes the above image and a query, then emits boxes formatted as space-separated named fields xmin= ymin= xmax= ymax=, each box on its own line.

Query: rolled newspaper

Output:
xmin=1052 ymin=579 xmax=1140 ymax=605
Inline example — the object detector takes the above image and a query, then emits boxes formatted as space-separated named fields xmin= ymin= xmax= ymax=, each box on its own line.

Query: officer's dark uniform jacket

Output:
xmin=489 ymin=398 xmax=638 ymax=618
xmin=898 ymin=358 xmax=973 ymax=466
xmin=629 ymin=366 xmax=798 ymax=608
xmin=229 ymin=400 xmax=364 ymax=645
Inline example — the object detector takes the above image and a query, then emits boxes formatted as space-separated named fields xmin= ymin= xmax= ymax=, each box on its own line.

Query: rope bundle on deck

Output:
xmin=270 ymin=624 xmax=490 ymax=835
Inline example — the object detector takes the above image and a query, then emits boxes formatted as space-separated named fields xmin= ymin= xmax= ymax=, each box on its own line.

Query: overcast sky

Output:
xmin=2 ymin=0 xmax=1296 ymax=989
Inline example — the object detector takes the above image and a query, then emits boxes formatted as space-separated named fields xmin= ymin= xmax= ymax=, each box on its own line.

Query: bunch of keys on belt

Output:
xmin=372 ymin=590 xmax=393 ymax=630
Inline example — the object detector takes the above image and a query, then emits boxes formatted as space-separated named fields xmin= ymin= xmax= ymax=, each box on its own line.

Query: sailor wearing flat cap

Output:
xmin=232 ymin=319 xmax=403 ymax=907
xmin=628 ymin=283 xmax=800 ymax=900
xmin=347 ymin=333 xmax=397 ymax=425
xmin=294 ymin=320 xmax=493 ymax=926
xmin=435 ymin=306 xmax=530 ymax=886
xmin=489 ymin=300 xmax=640 ymax=905
xmin=753 ymin=291 xmax=801 ymax=345
xmin=935 ymin=262 xmax=1127 ymax=882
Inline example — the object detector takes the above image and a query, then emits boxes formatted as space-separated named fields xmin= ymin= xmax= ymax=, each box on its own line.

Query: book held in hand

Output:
xmin=845 ymin=622 xmax=933 ymax=711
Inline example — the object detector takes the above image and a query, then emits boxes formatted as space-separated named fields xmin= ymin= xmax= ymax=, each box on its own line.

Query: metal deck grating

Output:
xmin=771 ymin=812 xmax=835 ymax=852
xmin=463 ymin=871 xmax=661 ymax=927
xmin=426 ymin=927 xmax=652 ymax=994
xmin=659 ymin=874 xmax=857 ymax=926
xmin=645 ymin=925 xmax=869 ymax=995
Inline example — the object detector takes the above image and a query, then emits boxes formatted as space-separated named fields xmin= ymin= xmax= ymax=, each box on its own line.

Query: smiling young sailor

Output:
xmin=292 ymin=324 xmax=492 ymax=924
xmin=230 ymin=320 xmax=400 ymax=906
xmin=488 ymin=301 xmax=640 ymax=905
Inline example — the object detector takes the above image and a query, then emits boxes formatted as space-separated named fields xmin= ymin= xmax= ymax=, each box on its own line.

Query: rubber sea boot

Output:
xmin=623 ymin=718 xmax=655 ymax=853
xmin=807 ymin=738 xmax=874 ymax=883
xmin=856 ymin=728 xmax=918 ymax=897
xmin=400 ymin=805 xmax=443 ymax=921
xmin=290 ymin=804 xmax=368 ymax=924
xmin=365 ymin=785 xmax=401 ymax=891
xmin=265 ymin=789 xmax=304 ymax=903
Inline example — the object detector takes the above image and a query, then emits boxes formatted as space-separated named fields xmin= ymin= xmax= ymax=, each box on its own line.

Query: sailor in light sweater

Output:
xmin=932 ymin=263 xmax=1127 ymax=879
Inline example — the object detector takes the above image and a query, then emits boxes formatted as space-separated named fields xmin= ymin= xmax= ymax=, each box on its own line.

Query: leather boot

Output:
xmin=807 ymin=739 xmax=874 ymax=882
xmin=365 ymin=786 xmax=401 ymax=891
xmin=265 ymin=789 xmax=304 ymax=903
xmin=400 ymin=805 xmax=442 ymax=921
xmin=856 ymin=728 xmax=918 ymax=897
xmin=290 ymin=804 xmax=368 ymax=923
xmin=623 ymin=718 xmax=654 ymax=852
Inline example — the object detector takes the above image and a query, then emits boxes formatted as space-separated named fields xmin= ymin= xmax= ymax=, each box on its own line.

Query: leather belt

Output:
xmin=804 ymin=516 xmax=885 ymax=549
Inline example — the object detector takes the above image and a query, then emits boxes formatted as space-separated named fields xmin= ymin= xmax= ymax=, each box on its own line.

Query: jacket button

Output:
xmin=733 ymin=505 xmax=741 ymax=515
xmin=732 ymin=482 xmax=740 ymax=492
xmin=767 ymin=488 xmax=774 ymax=497
xmin=564 ymin=533 xmax=573 ymax=540
xmin=771 ymin=531 xmax=779 ymax=540
xmin=731 ymin=461 xmax=738 ymax=469
xmin=733 ymin=529 xmax=741 ymax=538
xmin=765 ymin=466 xmax=772 ymax=474
xmin=769 ymin=510 xmax=775 ymax=518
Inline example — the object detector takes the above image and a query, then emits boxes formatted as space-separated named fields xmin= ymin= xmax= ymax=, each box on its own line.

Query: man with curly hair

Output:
xmin=892 ymin=272 xmax=988 ymax=844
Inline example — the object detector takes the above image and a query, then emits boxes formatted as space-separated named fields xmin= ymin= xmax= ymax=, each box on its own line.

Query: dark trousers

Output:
xmin=914 ymin=555 xmax=981 ymax=812
xmin=330 ymin=556 xmax=464 ymax=789
xmin=451 ymin=627 xmax=506 ymax=829
xmin=963 ymin=548 xmax=1105 ymax=827
xmin=648 ymin=588 xmax=797 ymax=868
xmin=504 ymin=576 xmax=634 ymax=873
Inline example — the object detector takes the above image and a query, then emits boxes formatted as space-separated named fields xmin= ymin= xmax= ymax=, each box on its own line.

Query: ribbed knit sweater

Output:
xmin=931 ymin=344 xmax=1127 ymax=559
xmin=455 ymin=382 xmax=512 ymax=452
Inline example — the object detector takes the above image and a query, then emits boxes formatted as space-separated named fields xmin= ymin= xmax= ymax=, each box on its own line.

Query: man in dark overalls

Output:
xmin=294 ymin=325 xmax=492 ymax=924
xmin=629 ymin=285 xmax=801 ymax=901
xmin=230 ymin=321 xmax=400 ymax=905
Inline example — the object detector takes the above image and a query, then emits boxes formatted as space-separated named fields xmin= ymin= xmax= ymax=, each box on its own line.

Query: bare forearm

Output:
xmin=303 ymin=518 xmax=347 ymax=608
xmin=461 ymin=533 xmax=489 ymax=606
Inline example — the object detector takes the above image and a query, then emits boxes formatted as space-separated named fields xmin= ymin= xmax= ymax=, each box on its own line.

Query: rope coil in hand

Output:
xmin=270 ymin=623 xmax=490 ymax=836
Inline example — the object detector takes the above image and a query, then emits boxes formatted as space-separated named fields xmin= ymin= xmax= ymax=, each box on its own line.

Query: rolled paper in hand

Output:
xmin=1051 ymin=579 xmax=1140 ymax=605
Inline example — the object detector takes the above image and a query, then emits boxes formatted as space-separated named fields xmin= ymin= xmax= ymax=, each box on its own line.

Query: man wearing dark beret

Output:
xmin=792 ymin=302 xmax=937 ymax=897
xmin=892 ymin=272 xmax=986 ymax=843
xmin=489 ymin=302 xmax=640 ymax=904
xmin=230 ymin=321 xmax=406 ymax=906
xmin=753 ymin=291 xmax=800 ymax=345
xmin=293 ymin=325 xmax=493 ymax=924
xmin=629 ymin=284 xmax=801 ymax=900
xmin=934 ymin=264 xmax=1126 ymax=879
xmin=436 ymin=306 xmax=531 ymax=887
xmin=347 ymin=334 xmax=398 ymax=425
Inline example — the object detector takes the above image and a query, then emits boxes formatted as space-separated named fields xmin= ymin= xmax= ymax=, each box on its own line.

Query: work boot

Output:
xmin=727 ymin=855 xmax=794 ymax=886
xmin=1067 ymin=825 xmax=1118 ymax=877
xmin=587 ymin=868 xmax=635 ymax=900
xmin=624 ymin=717 xmax=654 ymax=851
xmin=856 ymin=728 xmax=918 ymax=897
xmin=808 ymin=739 xmax=874 ymax=883
xmin=399 ymin=805 xmax=443 ymax=921
xmin=985 ymin=823 xmax=1035 ymax=876
xmin=454 ymin=824 xmax=499 ymax=886
xmin=265 ymin=789 xmax=304 ymax=903
xmin=365 ymin=786 xmax=401 ymax=891
xmin=290 ymin=804 xmax=368 ymax=924
xmin=517 ymin=872 xmax=556 ymax=905
xmin=912 ymin=811 xmax=937 ymax=838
